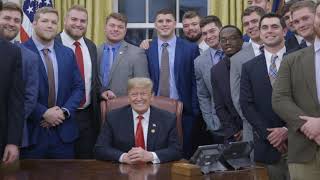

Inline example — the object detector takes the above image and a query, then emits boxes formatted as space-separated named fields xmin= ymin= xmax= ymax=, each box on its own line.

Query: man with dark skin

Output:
xmin=210 ymin=26 xmax=244 ymax=143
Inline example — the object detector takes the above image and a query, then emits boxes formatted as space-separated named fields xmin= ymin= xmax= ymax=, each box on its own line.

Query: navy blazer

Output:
xmin=17 ymin=43 xmax=39 ymax=120
xmin=23 ymin=39 xmax=85 ymax=145
xmin=146 ymin=37 xmax=200 ymax=116
xmin=240 ymin=53 xmax=287 ymax=164
xmin=0 ymin=39 xmax=24 ymax=157
xmin=211 ymin=57 xmax=242 ymax=139
xmin=94 ymin=105 xmax=182 ymax=163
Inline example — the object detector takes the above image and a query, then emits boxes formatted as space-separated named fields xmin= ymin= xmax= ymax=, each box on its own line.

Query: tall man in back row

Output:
xmin=56 ymin=5 xmax=101 ymax=159
xmin=146 ymin=9 xmax=200 ymax=158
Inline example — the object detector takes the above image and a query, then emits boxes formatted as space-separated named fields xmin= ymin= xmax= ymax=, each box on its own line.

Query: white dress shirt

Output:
xmin=264 ymin=46 xmax=286 ymax=74
xmin=119 ymin=108 xmax=160 ymax=164
xmin=60 ymin=31 xmax=92 ymax=108
xmin=251 ymin=41 xmax=263 ymax=56
xmin=198 ymin=40 xmax=209 ymax=54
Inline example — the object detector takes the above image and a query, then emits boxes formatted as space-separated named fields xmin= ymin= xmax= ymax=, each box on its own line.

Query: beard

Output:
xmin=185 ymin=32 xmax=202 ymax=42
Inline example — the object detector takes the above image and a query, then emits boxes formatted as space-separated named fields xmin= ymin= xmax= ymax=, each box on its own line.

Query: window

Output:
xmin=114 ymin=0 xmax=208 ymax=46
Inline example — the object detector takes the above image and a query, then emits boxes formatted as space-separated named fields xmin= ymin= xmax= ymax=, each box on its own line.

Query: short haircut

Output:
xmin=127 ymin=77 xmax=153 ymax=93
xmin=281 ymin=0 xmax=301 ymax=16
xmin=66 ymin=4 xmax=88 ymax=17
xmin=105 ymin=12 xmax=128 ymax=26
xmin=259 ymin=13 xmax=286 ymax=29
xmin=2 ymin=2 xmax=23 ymax=21
xmin=242 ymin=6 xmax=266 ymax=20
xmin=219 ymin=25 xmax=242 ymax=38
xmin=200 ymin=15 xmax=222 ymax=28
xmin=155 ymin=8 xmax=176 ymax=21
xmin=182 ymin=11 xmax=200 ymax=21
xmin=34 ymin=7 xmax=59 ymax=22
xmin=290 ymin=0 xmax=316 ymax=15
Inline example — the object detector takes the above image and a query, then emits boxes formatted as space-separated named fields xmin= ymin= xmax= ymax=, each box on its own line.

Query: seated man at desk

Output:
xmin=94 ymin=77 xmax=182 ymax=164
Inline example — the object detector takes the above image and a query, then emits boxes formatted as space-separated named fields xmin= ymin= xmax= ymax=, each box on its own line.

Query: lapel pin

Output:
xmin=151 ymin=129 xmax=156 ymax=133
xmin=152 ymin=123 xmax=156 ymax=127
xmin=119 ymin=51 xmax=123 ymax=55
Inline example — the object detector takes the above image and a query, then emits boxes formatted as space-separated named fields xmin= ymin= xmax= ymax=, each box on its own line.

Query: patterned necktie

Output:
xmin=135 ymin=115 xmax=145 ymax=150
xmin=300 ymin=39 xmax=307 ymax=49
xmin=159 ymin=42 xmax=170 ymax=97
xmin=259 ymin=45 xmax=264 ymax=54
xmin=42 ymin=48 xmax=56 ymax=108
xmin=73 ymin=41 xmax=86 ymax=106
xmin=269 ymin=54 xmax=278 ymax=86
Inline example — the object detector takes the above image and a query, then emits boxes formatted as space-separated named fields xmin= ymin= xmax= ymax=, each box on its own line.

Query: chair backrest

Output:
xmin=100 ymin=96 xmax=183 ymax=143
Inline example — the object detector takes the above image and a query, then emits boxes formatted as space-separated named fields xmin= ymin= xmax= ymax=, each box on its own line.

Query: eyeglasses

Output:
xmin=220 ymin=36 xmax=242 ymax=44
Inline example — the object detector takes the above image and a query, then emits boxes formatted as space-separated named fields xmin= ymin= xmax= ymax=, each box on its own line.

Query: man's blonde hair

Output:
xmin=127 ymin=78 xmax=153 ymax=93
xmin=34 ymin=7 xmax=59 ymax=22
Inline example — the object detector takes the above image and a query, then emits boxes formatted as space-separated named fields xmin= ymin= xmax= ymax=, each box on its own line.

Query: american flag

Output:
xmin=20 ymin=0 xmax=53 ymax=42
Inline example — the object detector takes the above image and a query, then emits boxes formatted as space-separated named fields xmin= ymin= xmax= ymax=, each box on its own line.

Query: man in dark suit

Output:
xmin=94 ymin=77 xmax=182 ymax=163
xmin=210 ymin=25 xmax=243 ymax=143
xmin=0 ymin=0 xmax=24 ymax=165
xmin=55 ymin=5 xmax=101 ymax=159
xmin=272 ymin=3 xmax=320 ymax=180
xmin=146 ymin=9 xmax=200 ymax=158
xmin=21 ymin=7 xmax=84 ymax=159
xmin=0 ymin=2 xmax=39 ymax=148
xmin=240 ymin=13 xmax=290 ymax=180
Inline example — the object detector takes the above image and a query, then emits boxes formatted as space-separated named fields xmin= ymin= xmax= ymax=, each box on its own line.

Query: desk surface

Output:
xmin=0 ymin=160 xmax=268 ymax=180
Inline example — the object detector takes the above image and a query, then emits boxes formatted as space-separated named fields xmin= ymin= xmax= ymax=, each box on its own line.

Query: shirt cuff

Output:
xmin=61 ymin=107 xmax=70 ymax=118
xmin=119 ymin=153 xmax=126 ymax=163
xmin=282 ymin=127 xmax=288 ymax=131
xmin=151 ymin=152 xmax=160 ymax=164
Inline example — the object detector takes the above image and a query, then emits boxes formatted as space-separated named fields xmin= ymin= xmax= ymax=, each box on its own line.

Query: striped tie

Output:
xmin=269 ymin=54 xmax=278 ymax=86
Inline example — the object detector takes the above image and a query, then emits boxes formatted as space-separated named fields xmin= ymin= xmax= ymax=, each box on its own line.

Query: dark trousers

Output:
xmin=21 ymin=128 xmax=74 ymax=159
xmin=74 ymin=105 xmax=97 ymax=159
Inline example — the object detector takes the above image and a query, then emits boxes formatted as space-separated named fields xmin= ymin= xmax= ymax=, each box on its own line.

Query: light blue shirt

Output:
xmin=314 ymin=37 xmax=320 ymax=104
xmin=209 ymin=48 xmax=223 ymax=66
xmin=157 ymin=36 xmax=179 ymax=100
xmin=32 ymin=38 xmax=58 ymax=100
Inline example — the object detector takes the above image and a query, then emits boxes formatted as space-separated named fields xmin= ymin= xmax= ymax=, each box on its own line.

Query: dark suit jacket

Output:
xmin=285 ymin=35 xmax=300 ymax=51
xmin=272 ymin=46 xmax=320 ymax=163
xmin=94 ymin=105 xmax=182 ymax=163
xmin=0 ymin=39 xmax=24 ymax=157
xmin=146 ymin=37 xmax=200 ymax=116
xmin=17 ymin=43 xmax=39 ymax=120
xmin=211 ymin=57 xmax=242 ymax=140
xmin=23 ymin=38 xmax=84 ymax=145
xmin=55 ymin=34 xmax=101 ymax=133
xmin=240 ymin=53 xmax=287 ymax=164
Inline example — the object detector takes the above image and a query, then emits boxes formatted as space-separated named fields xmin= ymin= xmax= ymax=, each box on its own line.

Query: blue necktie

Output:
xmin=213 ymin=50 xmax=224 ymax=65
xmin=269 ymin=54 xmax=278 ymax=86
xmin=100 ymin=47 xmax=115 ymax=87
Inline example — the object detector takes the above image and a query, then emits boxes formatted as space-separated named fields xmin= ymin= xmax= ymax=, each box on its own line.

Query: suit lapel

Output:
xmin=54 ymin=42 xmax=63 ymax=105
xmin=174 ymin=38 xmax=182 ymax=88
xmin=150 ymin=40 xmax=160 ymax=92
xmin=126 ymin=106 xmax=135 ymax=148
xmin=301 ymin=47 xmax=318 ymax=104
xmin=146 ymin=107 xmax=159 ymax=151
xmin=28 ymin=39 xmax=48 ymax=85
xmin=256 ymin=54 xmax=273 ymax=89
xmin=108 ymin=41 xmax=127 ymax=84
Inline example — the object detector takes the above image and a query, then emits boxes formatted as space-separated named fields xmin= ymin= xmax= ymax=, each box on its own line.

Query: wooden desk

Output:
xmin=0 ymin=160 xmax=268 ymax=180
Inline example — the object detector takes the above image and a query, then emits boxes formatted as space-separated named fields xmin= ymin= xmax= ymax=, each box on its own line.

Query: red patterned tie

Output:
xmin=135 ymin=115 xmax=145 ymax=149
xmin=73 ymin=41 xmax=86 ymax=106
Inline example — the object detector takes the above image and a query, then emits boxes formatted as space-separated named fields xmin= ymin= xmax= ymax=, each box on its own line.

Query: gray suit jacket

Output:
xmin=98 ymin=41 xmax=149 ymax=96
xmin=230 ymin=44 xmax=255 ymax=142
xmin=272 ymin=46 xmax=320 ymax=163
xmin=194 ymin=49 xmax=221 ymax=130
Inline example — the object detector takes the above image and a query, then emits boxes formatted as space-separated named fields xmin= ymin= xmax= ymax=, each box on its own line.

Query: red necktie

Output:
xmin=135 ymin=115 xmax=145 ymax=149
xmin=73 ymin=41 xmax=86 ymax=106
